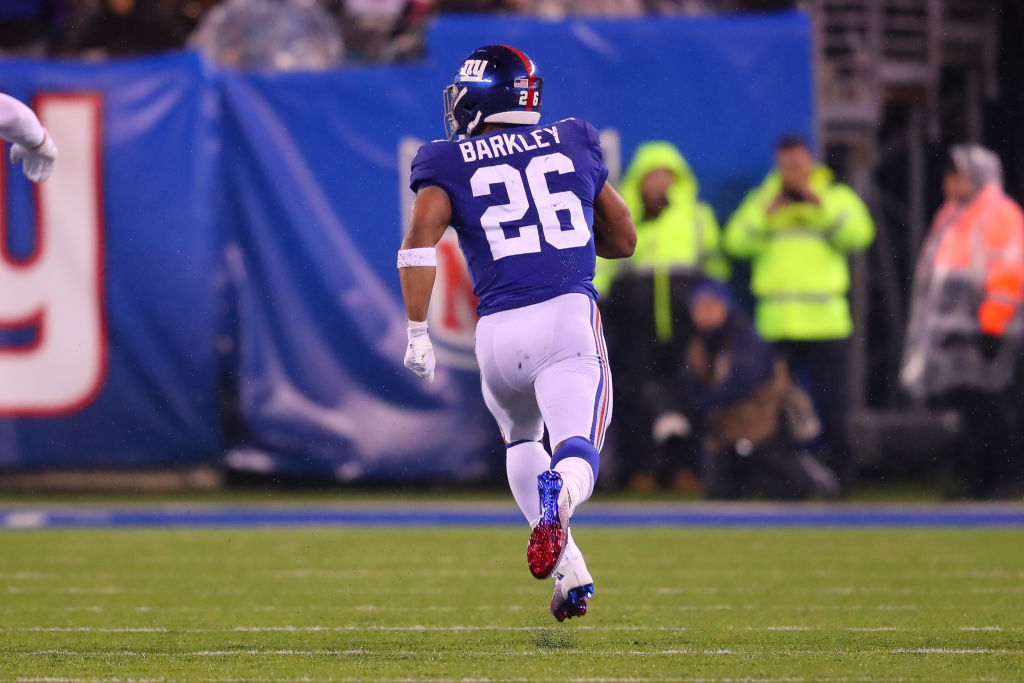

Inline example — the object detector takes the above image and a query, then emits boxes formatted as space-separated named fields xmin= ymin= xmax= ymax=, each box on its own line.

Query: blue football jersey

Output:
xmin=410 ymin=118 xmax=610 ymax=317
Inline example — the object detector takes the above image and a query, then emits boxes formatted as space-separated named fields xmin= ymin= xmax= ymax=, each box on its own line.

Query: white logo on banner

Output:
xmin=0 ymin=94 xmax=106 ymax=414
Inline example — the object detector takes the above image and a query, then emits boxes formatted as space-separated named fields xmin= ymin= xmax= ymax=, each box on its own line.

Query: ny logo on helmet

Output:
xmin=460 ymin=60 xmax=488 ymax=82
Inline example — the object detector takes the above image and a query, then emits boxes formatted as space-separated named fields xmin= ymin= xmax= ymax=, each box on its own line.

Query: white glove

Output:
xmin=404 ymin=320 xmax=435 ymax=382
xmin=10 ymin=130 xmax=58 ymax=183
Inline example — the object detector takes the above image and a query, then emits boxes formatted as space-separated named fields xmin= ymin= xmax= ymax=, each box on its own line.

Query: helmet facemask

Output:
xmin=443 ymin=84 xmax=481 ymax=141
xmin=442 ymin=84 xmax=463 ymax=140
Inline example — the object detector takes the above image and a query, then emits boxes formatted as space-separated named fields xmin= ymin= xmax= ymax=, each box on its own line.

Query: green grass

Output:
xmin=1 ymin=526 xmax=1023 ymax=681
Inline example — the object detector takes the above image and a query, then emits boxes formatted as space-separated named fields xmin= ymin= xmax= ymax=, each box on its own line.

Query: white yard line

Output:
xmin=269 ymin=570 xmax=527 ymax=579
xmin=13 ymin=649 xmax=369 ymax=657
xmin=749 ymin=626 xmax=815 ymax=631
xmin=890 ymin=648 xmax=1021 ymax=654
xmin=959 ymin=626 xmax=1021 ymax=631
xmin=4 ymin=586 xmax=130 ymax=595
xmin=846 ymin=627 xmax=908 ymax=632
xmin=17 ymin=627 xmax=169 ymax=633
xmin=5 ymin=603 xmax=941 ymax=614
xmin=229 ymin=625 xmax=655 ymax=632
xmin=5 ymin=623 xmax=1021 ymax=633
xmin=615 ymin=604 xmax=924 ymax=612
xmin=4 ymin=677 xmax=1022 ymax=683
xmin=0 ymin=572 xmax=51 ymax=580
xmin=4 ymin=675 xmax=1019 ymax=679
xmin=7 ymin=677 xmax=1011 ymax=683
xmin=10 ymin=648 xmax=1024 ymax=657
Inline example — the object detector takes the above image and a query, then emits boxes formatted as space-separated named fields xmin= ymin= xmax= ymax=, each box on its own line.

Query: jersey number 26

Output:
xmin=470 ymin=152 xmax=589 ymax=261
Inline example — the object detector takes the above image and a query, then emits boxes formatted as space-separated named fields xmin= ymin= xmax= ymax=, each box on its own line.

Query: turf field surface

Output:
xmin=1 ymin=519 xmax=1023 ymax=681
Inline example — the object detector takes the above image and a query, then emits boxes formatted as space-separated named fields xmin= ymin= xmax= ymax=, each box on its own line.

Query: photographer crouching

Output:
xmin=679 ymin=281 xmax=840 ymax=500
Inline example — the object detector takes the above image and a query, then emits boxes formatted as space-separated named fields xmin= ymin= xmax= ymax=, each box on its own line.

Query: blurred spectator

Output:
xmin=328 ymin=0 xmax=430 ymax=63
xmin=174 ymin=0 xmax=221 ymax=32
xmin=901 ymin=144 xmax=1024 ymax=499
xmin=382 ymin=0 xmax=431 ymax=62
xmin=678 ymin=281 xmax=838 ymax=500
xmin=431 ymin=0 xmax=500 ymax=10
xmin=599 ymin=141 xmax=729 ymax=491
xmin=432 ymin=0 xmax=638 ymax=13
xmin=189 ymin=0 xmax=344 ymax=70
xmin=65 ymin=0 xmax=186 ymax=56
xmin=434 ymin=0 xmax=716 ymax=14
xmin=502 ymin=0 xmax=643 ymax=16
xmin=0 ymin=0 xmax=66 ymax=55
xmin=724 ymin=136 xmax=874 ymax=492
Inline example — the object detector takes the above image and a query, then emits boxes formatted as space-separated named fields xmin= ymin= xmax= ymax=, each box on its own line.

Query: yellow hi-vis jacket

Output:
xmin=723 ymin=166 xmax=875 ymax=341
xmin=595 ymin=141 xmax=729 ymax=341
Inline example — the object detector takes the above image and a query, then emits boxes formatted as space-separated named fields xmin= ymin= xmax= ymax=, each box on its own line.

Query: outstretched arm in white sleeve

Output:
xmin=0 ymin=93 xmax=58 ymax=183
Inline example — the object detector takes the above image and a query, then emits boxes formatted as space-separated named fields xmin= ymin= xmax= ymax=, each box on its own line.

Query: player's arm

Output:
xmin=592 ymin=181 xmax=636 ymax=259
xmin=0 ymin=93 xmax=58 ymax=183
xmin=397 ymin=185 xmax=453 ymax=382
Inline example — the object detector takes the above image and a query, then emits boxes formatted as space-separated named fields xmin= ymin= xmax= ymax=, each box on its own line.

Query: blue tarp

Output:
xmin=0 ymin=13 xmax=813 ymax=478
xmin=0 ymin=53 xmax=222 ymax=468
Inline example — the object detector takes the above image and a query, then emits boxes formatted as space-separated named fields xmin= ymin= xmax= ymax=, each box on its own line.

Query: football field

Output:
xmin=2 ymin=506 xmax=1024 ymax=682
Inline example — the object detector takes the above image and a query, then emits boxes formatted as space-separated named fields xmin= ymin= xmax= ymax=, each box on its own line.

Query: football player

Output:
xmin=398 ymin=45 xmax=636 ymax=621
xmin=0 ymin=93 xmax=58 ymax=183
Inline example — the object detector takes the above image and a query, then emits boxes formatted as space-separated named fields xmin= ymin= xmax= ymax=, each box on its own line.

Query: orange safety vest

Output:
xmin=901 ymin=183 xmax=1024 ymax=398
xmin=928 ymin=184 xmax=1024 ymax=336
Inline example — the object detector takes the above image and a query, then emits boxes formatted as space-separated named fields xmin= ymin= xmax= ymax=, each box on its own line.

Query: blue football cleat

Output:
xmin=528 ymin=470 xmax=570 ymax=579
xmin=551 ymin=581 xmax=594 ymax=622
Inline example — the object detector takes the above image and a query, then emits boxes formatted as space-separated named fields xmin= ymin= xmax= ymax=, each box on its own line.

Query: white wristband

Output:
xmin=397 ymin=248 xmax=437 ymax=268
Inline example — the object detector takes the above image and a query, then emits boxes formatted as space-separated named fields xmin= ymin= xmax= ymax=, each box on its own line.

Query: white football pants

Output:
xmin=474 ymin=293 xmax=611 ymax=451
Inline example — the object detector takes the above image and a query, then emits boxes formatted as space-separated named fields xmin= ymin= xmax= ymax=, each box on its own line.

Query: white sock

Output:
xmin=553 ymin=456 xmax=595 ymax=517
xmin=506 ymin=441 xmax=551 ymax=528
xmin=555 ymin=529 xmax=593 ymax=588
xmin=557 ymin=529 xmax=583 ymax=570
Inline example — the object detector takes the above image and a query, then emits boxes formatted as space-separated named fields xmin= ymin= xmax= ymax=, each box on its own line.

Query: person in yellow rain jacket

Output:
xmin=724 ymin=136 xmax=874 ymax=491
xmin=901 ymin=144 xmax=1024 ymax=498
xmin=596 ymin=141 xmax=729 ymax=338
xmin=598 ymin=141 xmax=729 ymax=491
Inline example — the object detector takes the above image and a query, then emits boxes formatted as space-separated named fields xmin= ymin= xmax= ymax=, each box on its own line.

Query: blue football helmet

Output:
xmin=443 ymin=44 xmax=543 ymax=140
